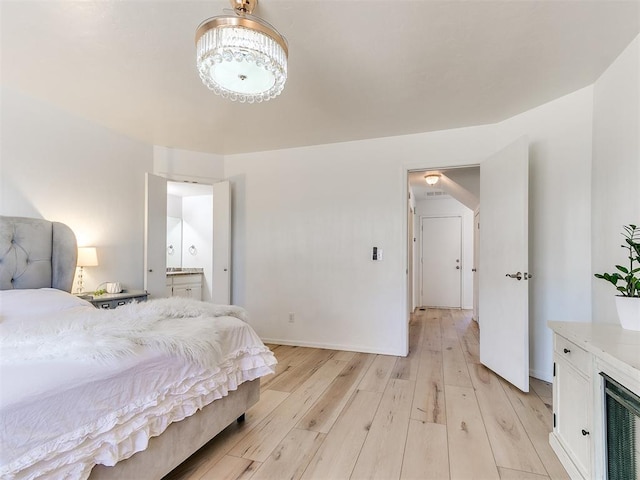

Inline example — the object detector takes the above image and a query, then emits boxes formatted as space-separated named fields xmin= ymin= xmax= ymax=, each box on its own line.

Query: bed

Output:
xmin=0 ymin=216 xmax=276 ymax=480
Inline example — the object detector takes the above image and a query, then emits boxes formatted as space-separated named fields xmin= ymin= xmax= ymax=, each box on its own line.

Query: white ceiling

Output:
xmin=2 ymin=1 xmax=639 ymax=155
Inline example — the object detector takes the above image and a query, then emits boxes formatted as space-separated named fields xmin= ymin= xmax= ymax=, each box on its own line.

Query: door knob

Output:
xmin=472 ymin=268 xmax=477 ymax=272
xmin=506 ymin=272 xmax=522 ymax=280
xmin=456 ymin=266 xmax=460 ymax=270
xmin=524 ymin=272 xmax=533 ymax=280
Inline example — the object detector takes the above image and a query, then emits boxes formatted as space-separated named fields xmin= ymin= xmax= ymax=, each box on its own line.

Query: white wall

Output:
xmin=154 ymin=146 xmax=224 ymax=183
xmin=494 ymin=86 xmax=594 ymax=380
xmin=182 ymin=194 xmax=214 ymax=302
xmin=592 ymin=34 xmax=640 ymax=323
xmin=414 ymin=197 xmax=474 ymax=309
xmin=225 ymin=87 xmax=594 ymax=377
xmin=443 ymin=168 xmax=481 ymax=199
xmin=0 ymin=87 xmax=153 ymax=292
xmin=167 ymin=194 xmax=182 ymax=218
xmin=225 ymin=126 xmax=497 ymax=355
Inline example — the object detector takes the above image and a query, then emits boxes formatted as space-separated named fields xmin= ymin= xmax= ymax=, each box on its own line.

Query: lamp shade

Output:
xmin=77 ymin=247 xmax=98 ymax=267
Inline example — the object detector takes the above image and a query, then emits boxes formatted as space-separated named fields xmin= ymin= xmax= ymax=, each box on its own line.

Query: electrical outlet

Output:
xmin=288 ymin=312 xmax=295 ymax=323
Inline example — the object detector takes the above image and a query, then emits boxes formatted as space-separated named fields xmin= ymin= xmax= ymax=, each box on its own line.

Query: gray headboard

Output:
xmin=0 ymin=216 xmax=77 ymax=292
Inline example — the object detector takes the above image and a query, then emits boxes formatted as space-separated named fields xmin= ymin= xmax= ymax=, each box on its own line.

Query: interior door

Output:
xmin=407 ymin=202 xmax=414 ymax=316
xmin=473 ymin=209 xmax=480 ymax=322
xmin=144 ymin=173 xmax=167 ymax=300
xmin=479 ymin=136 xmax=529 ymax=392
xmin=421 ymin=216 xmax=462 ymax=308
xmin=212 ymin=181 xmax=231 ymax=304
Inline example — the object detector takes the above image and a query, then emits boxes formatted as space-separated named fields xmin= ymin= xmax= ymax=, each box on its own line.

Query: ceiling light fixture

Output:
xmin=195 ymin=0 xmax=288 ymax=103
xmin=424 ymin=174 xmax=441 ymax=185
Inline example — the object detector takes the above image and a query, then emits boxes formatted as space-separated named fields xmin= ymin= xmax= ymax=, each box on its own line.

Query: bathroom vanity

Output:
xmin=166 ymin=269 xmax=203 ymax=301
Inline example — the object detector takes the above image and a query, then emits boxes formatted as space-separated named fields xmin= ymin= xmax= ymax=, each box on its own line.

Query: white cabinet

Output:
xmin=552 ymin=337 xmax=592 ymax=479
xmin=166 ymin=274 xmax=202 ymax=300
xmin=548 ymin=321 xmax=640 ymax=480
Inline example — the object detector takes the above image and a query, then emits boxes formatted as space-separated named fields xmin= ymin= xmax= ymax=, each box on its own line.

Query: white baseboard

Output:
xmin=261 ymin=337 xmax=405 ymax=357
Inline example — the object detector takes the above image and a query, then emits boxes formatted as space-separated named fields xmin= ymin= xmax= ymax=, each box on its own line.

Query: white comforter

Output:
xmin=0 ymin=289 xmax=276 ymax=480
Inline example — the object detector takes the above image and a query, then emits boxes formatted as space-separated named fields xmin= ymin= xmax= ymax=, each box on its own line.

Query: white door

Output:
xmin=421 ymin=216 xmax=462 ymax=308
xmin=144 ymin=173 xmax=167 ymax=300
xmin=473 ymin=209 xmax=480 ymax=322
xmin=212 ymin=181 xmax=231 ymax=304
xmin=407 ymin=202 xmax=414 ymax=315
xmin=479 ymin=136 xmax=530 ymax=392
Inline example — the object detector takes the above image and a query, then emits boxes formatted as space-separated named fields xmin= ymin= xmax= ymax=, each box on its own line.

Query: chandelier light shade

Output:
xmin=424 ymin=174 xmax=441 ymax=185
xmin=195 ymin=0 xmax=288 ymax=103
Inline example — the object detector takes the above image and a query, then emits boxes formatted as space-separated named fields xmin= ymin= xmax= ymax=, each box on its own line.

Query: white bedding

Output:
xmin=0 ymin=289 xmax=276 ymax=480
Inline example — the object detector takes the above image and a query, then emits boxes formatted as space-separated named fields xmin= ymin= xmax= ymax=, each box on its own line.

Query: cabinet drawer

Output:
xmin=555 ymin=335 xmax=591 ymax=377
xmin=171 ymin=274 xmax=202 ymax=286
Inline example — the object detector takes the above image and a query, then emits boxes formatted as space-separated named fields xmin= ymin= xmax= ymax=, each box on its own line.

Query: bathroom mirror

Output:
xmin=166 ymin=216 xmax=182 ymax=268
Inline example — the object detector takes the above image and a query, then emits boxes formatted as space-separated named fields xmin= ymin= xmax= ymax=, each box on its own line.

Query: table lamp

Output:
xmin=76 ymin=247 xmax=98 ymax=293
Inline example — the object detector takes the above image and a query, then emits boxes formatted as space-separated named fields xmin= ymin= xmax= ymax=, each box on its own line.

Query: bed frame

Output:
xmin=89 ymin=380 xmax=258 ymax=479
xmin=0 ymin=215 xmax=260 ymax=479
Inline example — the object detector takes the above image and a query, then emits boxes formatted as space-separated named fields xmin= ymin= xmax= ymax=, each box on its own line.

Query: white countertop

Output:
xmin=166 ymin=269 xmax=204 ymax=277
xmin=548 ymin=321 xmax=640 ymax=380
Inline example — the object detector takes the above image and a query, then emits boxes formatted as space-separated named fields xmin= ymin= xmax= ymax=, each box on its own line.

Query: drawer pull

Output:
xmin=563 ymin=348 xmax=571 ymax=354
xmin=582 ymin=429 xmax=590 ymax=436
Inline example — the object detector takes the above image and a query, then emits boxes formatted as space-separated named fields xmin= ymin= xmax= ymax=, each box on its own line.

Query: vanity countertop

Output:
xmin=166 ymin=268 xmax=204 ymax=276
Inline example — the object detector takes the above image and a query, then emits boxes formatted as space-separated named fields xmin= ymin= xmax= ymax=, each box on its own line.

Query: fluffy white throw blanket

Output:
xmin=0 ymin=298 xmax=248 ymax=368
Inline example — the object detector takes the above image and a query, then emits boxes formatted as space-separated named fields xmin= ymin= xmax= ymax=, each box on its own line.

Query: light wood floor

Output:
xmin=164 ymin=308 xmax=568 ymax=480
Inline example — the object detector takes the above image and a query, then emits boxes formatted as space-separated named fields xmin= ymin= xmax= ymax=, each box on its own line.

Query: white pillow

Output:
xmin=0 ymin=288 xmax=92 ymax=321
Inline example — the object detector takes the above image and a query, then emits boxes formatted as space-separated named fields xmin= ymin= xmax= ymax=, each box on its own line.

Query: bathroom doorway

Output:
xmin=144 ymin=173 xmax=231 ymax=304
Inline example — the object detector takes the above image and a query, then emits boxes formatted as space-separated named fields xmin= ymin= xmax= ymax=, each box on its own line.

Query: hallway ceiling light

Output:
xmin=195 ymin=0 xmax=288 ymax=103
xmin=424 ymin=174 xmax=441 ymax=185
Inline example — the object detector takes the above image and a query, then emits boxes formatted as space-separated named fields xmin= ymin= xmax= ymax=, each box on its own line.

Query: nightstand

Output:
xmin=77 ymin=290 xmax=149 ymax=309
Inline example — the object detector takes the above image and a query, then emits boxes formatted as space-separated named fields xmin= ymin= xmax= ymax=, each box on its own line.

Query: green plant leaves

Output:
xmin=594 ymin=224 xmax=640 ymax=297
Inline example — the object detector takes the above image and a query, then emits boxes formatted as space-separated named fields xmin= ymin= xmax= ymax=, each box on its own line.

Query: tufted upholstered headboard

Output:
xmin=0 ymin=216 xmax=77 ymax=292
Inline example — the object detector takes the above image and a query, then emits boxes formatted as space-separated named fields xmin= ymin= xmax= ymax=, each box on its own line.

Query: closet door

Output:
xmin=144 ymin=173 xmax=167 ymax=299
xmin=212 ymin=181 xmax=231 ymax=304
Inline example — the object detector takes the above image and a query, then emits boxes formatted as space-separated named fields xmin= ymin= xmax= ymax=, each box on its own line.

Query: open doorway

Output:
xmin=144 ymin=173 xmax=231 ymax=305
xmin=167 ymin=181 xmax=214 ymax=301
xmin=408 ymin=167 xmax=480 ymax=316
xmin=403 ymin=136 xmax=531 ymax=392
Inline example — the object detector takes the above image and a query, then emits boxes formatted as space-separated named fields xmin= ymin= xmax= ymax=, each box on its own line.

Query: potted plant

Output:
xmin=595 ymin=224 xmax=640 ymax=330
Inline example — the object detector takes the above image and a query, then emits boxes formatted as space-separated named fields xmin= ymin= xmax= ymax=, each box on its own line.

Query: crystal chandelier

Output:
xmin=195 ymin=0 xmax=288 ymax=103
